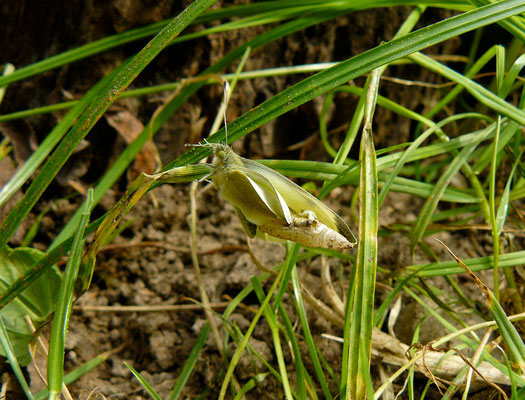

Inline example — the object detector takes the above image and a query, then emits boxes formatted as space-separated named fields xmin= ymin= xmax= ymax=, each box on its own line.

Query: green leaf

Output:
xmin=0 ymin=247 xmax=61 ymax=365
xmin=0 ymin=317 xmax=34 ymax=399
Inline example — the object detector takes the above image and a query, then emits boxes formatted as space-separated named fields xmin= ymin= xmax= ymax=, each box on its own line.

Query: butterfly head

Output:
xmin=211 ymin=143 xmax=234 ymax=168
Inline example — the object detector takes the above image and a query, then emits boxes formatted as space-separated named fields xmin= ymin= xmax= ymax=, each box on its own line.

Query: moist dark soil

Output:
xmin=1 ymin=1 xmax=520 ymax=399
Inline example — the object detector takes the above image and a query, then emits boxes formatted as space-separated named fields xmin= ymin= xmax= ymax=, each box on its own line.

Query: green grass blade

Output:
xmin=489 ymin=117 xmax=503 ymax=300
xmin=406 ymin=250 xmax=525 ymax=277
xmin=35 ymin=348 xmax=120 ymax=400
xmin=0 ymin=63 xmax=15 ymax=104
xmin=421 ymin=45 xmax=497 ymax=123
xmin=319 ymin=89 xmax=363 ymax=162
xmin=467 ymin=0 xmax=525 ymax=40
xmin=496 ymin=149 xmax=523 ymax=234
xmin=218 ymin=264 xmax=284 ymax=400
xmin=345 ymin=68 xmax=379 ymax=400
xmin=47 ymin=190 xmax=93 ymax=400
xmin=272 ymin=244 xmax=300 ymax=312
xmin=496 ymin=45 xmax=506 ymax=95
xmin=278 ymin=302 xmax=309 ymax=399
xmin=233 ymin=374 xmax=269 ymax=400
xmin=169 ymin=323 xmax=211 ymax=400
xmin=252 ymin=278 xmax=294 ymax=400
xmin=265 ymin=158 xmax=480 ymax=203
xmin=0 ymin=101 xmax=77 ymax=123
xmin=125 ymin=361 xmax=163 ymax=400
xmin=291 ymin=267 xmax=333 ymax=400
xmin=472 ymin=118 xmax=521 ymax=174
xmin=500 ymin=53 xmax=525 ymax=98
xmin=378 ymin=113 xmax=483 ymax=207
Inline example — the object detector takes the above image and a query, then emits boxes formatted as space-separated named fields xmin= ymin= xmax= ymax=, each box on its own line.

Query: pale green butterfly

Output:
xmin=204 ymin=142 xmax=357 ymax=251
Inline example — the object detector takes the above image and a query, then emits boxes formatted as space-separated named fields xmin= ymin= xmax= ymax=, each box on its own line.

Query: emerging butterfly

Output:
xmin=208 ymin=143 xmax=357 ymax=251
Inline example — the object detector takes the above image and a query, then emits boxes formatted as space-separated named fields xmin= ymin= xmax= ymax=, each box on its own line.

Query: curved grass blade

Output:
xmin=472 ymin=118 xmax=521 ymax=174
xmin=291 ymin=266 xmax=333 ymax=400
xmin=496 ymin=148 xmax=524 ymax=234
xmin=489 ymin=117 xmax=503 ymax=300
xmin=169 ymin=323 xmax=211 ymax=400
xmin=467 ymin=0 xmax=525 ymax=41
xmin=500 ymin=53 xmax=525 ymax=98
xmin=232 ymin=374 xmax=269 ymax=400
xmin=125 ymin=361 xmax=163 ymax=400
xmin=0 ymin=63 xmax=15 ymax=104
xmin=252 ymin=278 xmax=293 ymax=400
xmin=47 ymin=190 xmax=93 ymax=400
xmin=421 ymin=45 xmax=497 ymax=124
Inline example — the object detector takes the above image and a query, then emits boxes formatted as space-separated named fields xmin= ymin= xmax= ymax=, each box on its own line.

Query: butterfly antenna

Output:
xmin=223 ymin=80 xmax=230 ymax=145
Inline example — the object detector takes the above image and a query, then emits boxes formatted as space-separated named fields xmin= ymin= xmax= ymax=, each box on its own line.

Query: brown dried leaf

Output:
xmin=106 ymin=110 xmax=158 ymax=179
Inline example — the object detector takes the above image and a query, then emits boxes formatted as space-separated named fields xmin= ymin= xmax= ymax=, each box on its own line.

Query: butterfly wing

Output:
xmin=212 ymin=166 xmax=291 ymax=227
xmin=233 ymin=206 xmax=257 ymax=238
xmin=239 ymin=158 xmax=357 ymax=246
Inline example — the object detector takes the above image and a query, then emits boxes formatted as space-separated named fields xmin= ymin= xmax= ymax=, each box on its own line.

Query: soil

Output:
xmin=1 ymin=1 xmax=520 ymax=399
